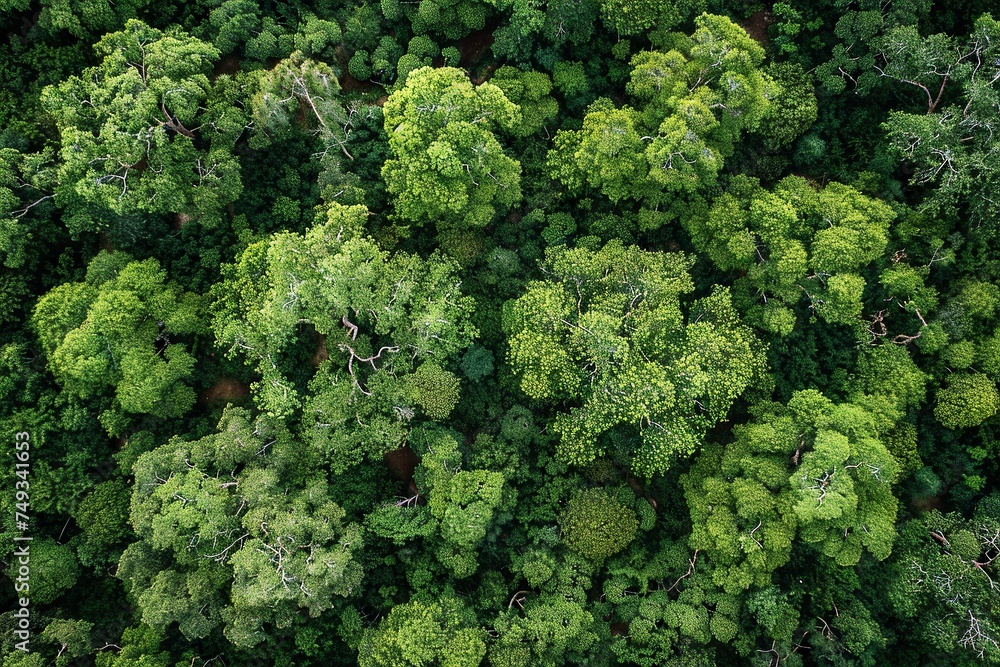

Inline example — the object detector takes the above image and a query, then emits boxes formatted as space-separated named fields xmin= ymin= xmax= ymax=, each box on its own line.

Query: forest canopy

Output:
xmin=3 ymin=1 xmax=1000 ymax=666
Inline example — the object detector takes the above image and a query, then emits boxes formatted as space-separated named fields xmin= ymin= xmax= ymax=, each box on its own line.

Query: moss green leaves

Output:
xmin=935 ymin=373 xmax=1000 ymax=429
xmin=212 ymin=202 xmax=476 ymax=469
xmin=382 ymin=67 xmax=522 ymax=236
xmin=684 ymin=176 xmax=895 ymax=333
xmin=547 ymin=14 xmax=775 ymax=208
xmin=359 ymin=596 xmax=486 ymax=667
xmin=32 ymin=253 xmax=204 ymax=423
xmin=559 ymin=488 xmax=638 ymax=561
xmin=122 ymin=408 xmax=362 ymax=648
xmin=41 ymin=20 xmax=243 ymax=234
xmin=683 ymin=390 xmax=903 ymax=595
xmin=504 ymin=240 xmax=766 ymax=476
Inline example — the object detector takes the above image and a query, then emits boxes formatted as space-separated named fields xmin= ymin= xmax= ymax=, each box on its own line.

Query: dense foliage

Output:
xmin=3 ymin=1 xmax=1000 ymax=666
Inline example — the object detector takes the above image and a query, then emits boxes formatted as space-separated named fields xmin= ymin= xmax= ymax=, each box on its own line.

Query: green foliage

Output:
xmin=548 ymin=14 xmax=774 ymax=209
xmin=40 ymin=619 xmax=92 ymax=667
xmin=42 ymin=20 xmax=242 ymax=235
xmin=74 ymin=478 xmax=132 ymax=566
xmin=491 ymin=67 xmax=559 ymax=137
xmin=32 ymin=253 xmax=204 ymax=422
xmin=6 ymin=538 xmax=79 ymax=605
xmin=884 ymin=510 xmax=1000 ymax=664
xmin=212 ymin=202 xmax=477 ymax=467
xmin=684 ymin=388 xmax=902 ymax=598
xmin=684 ymin=175 xmax=895 ymax=332
xmin=755 ymin=62 xmax=818 ymax=147
xmin=122 ymin=407 xmax=362 ymax=647
xmin=559 ymin=488 xmax=638 ymax=561
xmin=504 ymin=240 xmax=766 ymax=475
xmin=94 ymin=625 xmax=169 ymax=667
xmin=599 ymin=0 xmax=704 ymax=36
xmin=358 ymin=596 xmax=486 ymax=667
xmin=250 ymin=52 xmax=353 ymax=162
xmin=382 ymin=67 xmax=522 ymax=236
xmin=5 ymin=5 xmax=1000 ymax=666
xmin=935 ymin=373 xmax=1000 ymax=429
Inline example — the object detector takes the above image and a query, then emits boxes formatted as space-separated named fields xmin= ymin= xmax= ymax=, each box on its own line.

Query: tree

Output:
xmin=597 ymin=0 xmax=701 ymax=36
xmin=74 ymin=478 xmax=133 ymax=567
xmin=935 ymin=373 xmax=1000 ymax=429
xmin=31 ymin=0 xmax=151 ymax=39
xmin=877 ymin=15 xmax=1000 ymax=228
xmin=225 ymin=474 xmax=364 ymax=646
xmin=122 ymin=407 xmax=363 ymax=648
xmin=5 ymin=538 xmax=79 ymax=605
xmin=559 ymin=487 xmax=638 ymax=561
xmin=40 ymin=619 xmax=92 ymax=667
xmin=0 ymin=148 xmax=58 ymax=270
xmin=849 ymin=343 xmax=927 ymax=414
xmin=41 ymin=20 xmax=243 ymax=235
xmin=31 ymin=252 xmax=204 ymax=423
xmin=503 ymin=240 xmax=766 ymax=476
xmin=883 ymin=510 xmax=1000 ymax=664
xmin=547 ymin=14 xmax=775 ymax=209
xmin=250 ymin=51 xmax=355 ymax=162
xmin=489 ymin=595 xmax=599 ymax=666
xmin=490 ymin=67 xmax=559 ymax=137
xmin=365 ymin=427 xmax=509 ymax=578
xmin=786 ymin=391 xmax=901 ymax=566
xmin=358 ymin=596 xmax=486 ymax=667
xmin=683 ymin=175 xmax=895 ymax=333
xmin=212 ymin=202 xmax=477 ymax=469
xmin=683 ymin=388 xmax=902 ymax=601
xmin=753 ymin=62 xmax=818 ymax=147
xmin=94 ymin=625 xmax=170 ymax=667
xmin=682 ymin=437 xmax=798 ymax=594
xmin=547 ymin=99 xmax=648 ymax=203
xmin=381 ymin=66 xmax=522 ymax=235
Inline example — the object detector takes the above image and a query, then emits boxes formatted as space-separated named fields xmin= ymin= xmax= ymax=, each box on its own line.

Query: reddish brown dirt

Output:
xmin=384 ymin=446 xmax=420 ymax=485
xmin=470 ymin=63 xmax=499 ymax=86
xmin=626 ymin=474 xmax=658 ymax=510
xmin=311 ymin=333 xmax=329 ymax=366
xmin=741 ymin=9 xmax=774 ymax=46
xmin=172 ymin=212 xmax=193 ymax=230
xmin=911 ymin=494 xmax=944 ymax=513
xmin=340 ymin=71 xmax=376 ymax=93
xmin=212 ymin=54 xmax=241 ymax=79
xmin=611 ymin=622 xmax=630 ymax=637
xmin=457 ymin=22 xmax=498 ymax=73
xmin=198 ymin=378 xmax=250 ymax=406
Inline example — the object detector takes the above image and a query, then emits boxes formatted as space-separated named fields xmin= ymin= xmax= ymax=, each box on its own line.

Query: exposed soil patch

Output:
xmin=198 ymin=378 xmax=250 ymax=406
xmin=340 ymin=71 xmax=376 ymax=93
xmin=384 ymin=445 xmax=420 ymax=485
xmin=611 ymin=622 xmax=630 ymax=637
xmin=311 ymin=333 xmax=329 ymax=366
xmin=626 ymin=474 xmax=658 ymax=510
xmin=457 ymin=22 xmax=499 ymax=76
xmin=212 ymin=54 xmax=241 ymax=80
xmin=172 ymin=212 xmax=193 ymax=230
xmin=911 ymin=493 xmax=944 ymax=513
xmin=470 ymin=63 xmax=499 ymax=86
xmin=741 ymin=9 xmax=774 ymax=46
